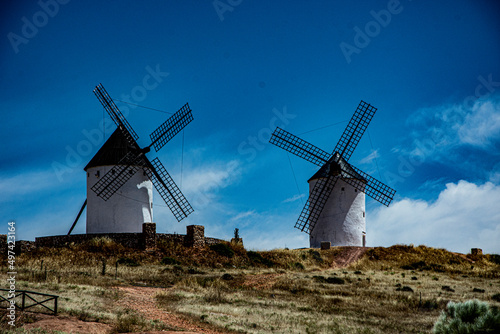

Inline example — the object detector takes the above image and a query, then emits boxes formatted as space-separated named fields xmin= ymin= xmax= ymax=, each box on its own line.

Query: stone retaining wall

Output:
xmin=17 ymin=224 xmax=226 ymax=253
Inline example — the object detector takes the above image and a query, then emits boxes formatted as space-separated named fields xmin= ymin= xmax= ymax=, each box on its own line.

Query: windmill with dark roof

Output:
xmin=269 ymin=101 xmax=396 ymax=247
xmin=68 ymin=84 xmax=194 ymax=234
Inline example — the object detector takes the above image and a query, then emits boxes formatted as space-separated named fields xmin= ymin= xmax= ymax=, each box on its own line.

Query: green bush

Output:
xmin=209 ymin=243 xmax=234 ymax=258
xmin=433 ymin=299 xmax=500 ymax=334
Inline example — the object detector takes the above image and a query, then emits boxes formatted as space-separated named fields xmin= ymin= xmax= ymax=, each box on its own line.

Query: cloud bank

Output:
xmin=368 ymin=180 xmax=500 ymax=254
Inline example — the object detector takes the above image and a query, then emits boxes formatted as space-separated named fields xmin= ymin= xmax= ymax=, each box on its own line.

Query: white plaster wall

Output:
xmin=309 ymin=178 xmax=365 ymax=247
xmin=86 ymin=166 xmax=153 ymax=233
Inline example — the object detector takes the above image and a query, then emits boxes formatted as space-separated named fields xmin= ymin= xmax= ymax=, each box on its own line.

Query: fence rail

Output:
xmin=0 ymin=288 xmax=58 ymax=315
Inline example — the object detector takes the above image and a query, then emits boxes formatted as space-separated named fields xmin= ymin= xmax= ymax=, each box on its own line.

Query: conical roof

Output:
xmin=84 ymin=128 xmax=140 ymax=171
xmin=308 ymin=153 xmax=365 ymax=182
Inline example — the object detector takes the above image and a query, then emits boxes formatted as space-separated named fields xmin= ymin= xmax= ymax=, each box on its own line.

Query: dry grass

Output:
xmin=1 ymin=240 xmax=499 ymax=333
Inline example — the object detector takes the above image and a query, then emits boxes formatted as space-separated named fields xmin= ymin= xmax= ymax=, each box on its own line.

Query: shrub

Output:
xmin=209 ymin=243 xmax=234 ymax=258
xmin=488 ymin=254 xmax=500 ymax=265
xmin=221 ymin=273 xmax=234 ymax=281
xmin=441 ymin=286 xmax=455 ymax=292
xmin=291 ymin=262 xmax=305 ymax=270
xmin=247 ymin=251 xmax=274 ymax=267
xmin=113 ymin=309 xmax=145 ymax=333
xmin=401 ymin=261 xmax=427 ymax=270
xmin=396 ymin=286 xmax=414 ymax=292
xmin=80 ymin=237 xmax=125 ymax=254
xmin=433 ymin=299 xmax=500 ymax=334
xmin=492 ymin=293 xmax=500 ymax=302
xmin=161 ymin=256 xmax=180 ymax=265
xmin=309 ymin=250 xmax=324 ymax=263
xmin=313 ymin=276 xmax=345 ymax=285
xmin=117 ymin=257 xmax=139 ymax=267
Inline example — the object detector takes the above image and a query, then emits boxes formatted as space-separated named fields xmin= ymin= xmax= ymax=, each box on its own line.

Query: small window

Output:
xmin=341 ymin=187 xmax=345 ymax=191
xmin=355 ymin=189 xmax=357 ymax=192
xmin=95 ymin=171 xmax=100 ymax=177
xmin=363 ymin=212 xmax=365 ymax=217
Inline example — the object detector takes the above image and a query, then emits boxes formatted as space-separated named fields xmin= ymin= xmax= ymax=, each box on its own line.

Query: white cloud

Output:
xmin=230 ymin=210 xmax=255 ymax=222
xmin=282 ymin=193 xmax=305 ymax=203
xmin=406 ymin=95 xmax=500 ymax=161
xmin=457 ymin=99 xmax=500 ymax=147
xmin=0 ymin=168 xmax=80 ymax=203
xmin=181 ymin=160 xmax=241 ymax=194
xmin=368 ymin=180 xmax=500 ymax=254
xmin=359 ymin=150 xmax=380 ymax=165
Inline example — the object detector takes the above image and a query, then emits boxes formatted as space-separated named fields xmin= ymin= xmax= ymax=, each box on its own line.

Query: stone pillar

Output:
xmin=320 ymin=241 xmax=331 ymax=250
xmin=231 ymin=238 xmax=243 ymax=246
xmin=142 ymin=223 xmax=156 ymax=250
xmin=185 ymin=225 xmax=205 ymax=248
xmin=471 ymin=248 xmax=482 ymax=256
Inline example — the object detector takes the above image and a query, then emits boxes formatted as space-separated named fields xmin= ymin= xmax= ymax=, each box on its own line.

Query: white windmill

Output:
xmin=269 ymin=101 xmax=396 ymax=247
xmin=68 ymin=84 xmax=194 ymax=234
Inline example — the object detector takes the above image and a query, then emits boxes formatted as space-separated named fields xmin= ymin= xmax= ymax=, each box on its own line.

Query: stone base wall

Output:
xmin=24 ymin=224 xmax=225 ymax=252
xmin=35 ymin=232 xmax=144 ymax=249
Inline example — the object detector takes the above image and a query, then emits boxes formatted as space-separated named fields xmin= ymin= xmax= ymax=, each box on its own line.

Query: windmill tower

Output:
xmin=269 ymin=101 xmax=396 ymax=247
xmin=84 ymin=128 xmax=154 ymax=233
xmin=70 ymin=84 xmax=194 ymax=234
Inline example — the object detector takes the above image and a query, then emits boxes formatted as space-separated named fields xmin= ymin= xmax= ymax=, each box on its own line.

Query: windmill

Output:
xmin=68 ymin=84 xmax=194 ymax=234
xmin=269 ymin=100 xmax=395 ymax=247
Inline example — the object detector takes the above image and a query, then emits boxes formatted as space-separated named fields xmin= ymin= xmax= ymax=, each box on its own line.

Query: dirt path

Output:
xmin=116 ymin=286 xmax=228 ymax=334
xmin=21 ymin=286 xmax=230 ymax=334
xmin=331 ymin=246 xmax=370 ymax=268
xmin=22 ymin=314 xmax=112 ymax=334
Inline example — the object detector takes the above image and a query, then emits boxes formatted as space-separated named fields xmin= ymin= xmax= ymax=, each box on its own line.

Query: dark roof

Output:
xmin=308 ymin=153 xmax=365 ymax=182
xmin=84 ymin=128 xmax=140 ymax=171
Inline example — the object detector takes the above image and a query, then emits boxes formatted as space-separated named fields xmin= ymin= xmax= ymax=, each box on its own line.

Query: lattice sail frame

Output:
xmin=94 ymin=83 xmax=139 ymax=145
xmin=269 ymin=100 xmax=396 ymax=234
xmin=90 ymin=84 xmax=194 ymax=222
xmin=269 ymin=127 xmax=331 ymax=166
xmin=333 ymin=100 xmax=377 ymax=162
xmin=295 ymin=175 xmax=339 ymax=233
xmin=146 ymin=157 xmax=194 ymax=221
xmin=150 ymin=103 xmax=193 ymax=152
xmin=91 ymin=151 xmax=146 ymax=200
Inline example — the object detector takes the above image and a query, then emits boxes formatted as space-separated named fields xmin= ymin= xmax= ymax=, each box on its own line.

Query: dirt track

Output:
xmin=331 ymin=246 xmax=370 ymax=268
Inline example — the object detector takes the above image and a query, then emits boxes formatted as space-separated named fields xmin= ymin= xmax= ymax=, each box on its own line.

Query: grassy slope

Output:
xmin=1 ymin=238 xmax=499 ymax=333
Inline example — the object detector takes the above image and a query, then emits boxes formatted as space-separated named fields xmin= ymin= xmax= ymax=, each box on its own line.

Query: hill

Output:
xmin=1 ymin=239 xmax=499 ymax=333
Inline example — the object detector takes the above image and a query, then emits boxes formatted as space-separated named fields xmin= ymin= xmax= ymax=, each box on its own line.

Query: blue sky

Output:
xmin=1 ymin=0 xmax=499 ymax=253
